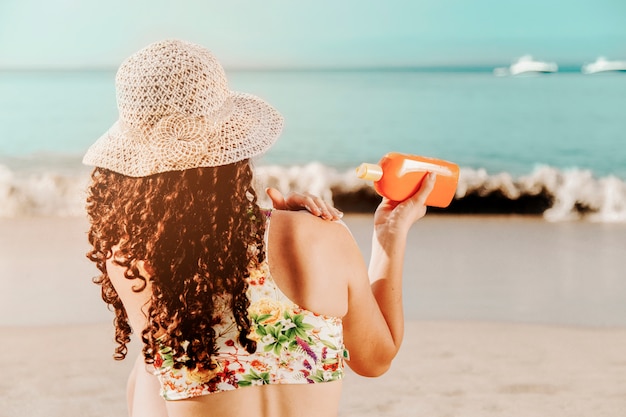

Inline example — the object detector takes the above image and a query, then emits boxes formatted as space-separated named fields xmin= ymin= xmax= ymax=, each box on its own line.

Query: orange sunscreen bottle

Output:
xmin=356 ymin=152 xmax=459 ymax=207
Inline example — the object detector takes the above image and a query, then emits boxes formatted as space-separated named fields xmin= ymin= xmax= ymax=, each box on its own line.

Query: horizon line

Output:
xmin=0 ymin=63 xmax=595 ymax=74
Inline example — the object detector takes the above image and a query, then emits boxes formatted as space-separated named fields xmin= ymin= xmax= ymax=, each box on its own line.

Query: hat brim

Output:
xmin=82 ymin=92 xmax=284 ymax=177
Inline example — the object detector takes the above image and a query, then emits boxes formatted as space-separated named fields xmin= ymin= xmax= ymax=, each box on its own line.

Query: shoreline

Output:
xmin=3 ymin=158 xmax=626 ymax=221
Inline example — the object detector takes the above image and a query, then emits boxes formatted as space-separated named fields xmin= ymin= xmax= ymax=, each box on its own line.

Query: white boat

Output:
xmin=493 ymin=55 xmax=558 ymax=76
xmin=581 ymin=57 xmax=626 ymax=74
xmin=509 ymin=55 xmax=558 ymax=75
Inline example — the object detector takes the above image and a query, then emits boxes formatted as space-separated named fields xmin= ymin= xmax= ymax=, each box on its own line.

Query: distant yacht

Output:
xmin=581 ymin=57 xmax=626 ymax=74
xmin=493 ymin=55 xmax=558 ymax=76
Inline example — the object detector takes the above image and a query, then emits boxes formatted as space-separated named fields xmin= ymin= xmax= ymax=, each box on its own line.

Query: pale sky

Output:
xmin=1 ymin=0 xmax=625 ymax=69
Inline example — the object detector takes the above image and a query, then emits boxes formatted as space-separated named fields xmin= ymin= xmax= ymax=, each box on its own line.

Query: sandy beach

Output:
xmin=1 ymin=214 xmax=626 ymax=416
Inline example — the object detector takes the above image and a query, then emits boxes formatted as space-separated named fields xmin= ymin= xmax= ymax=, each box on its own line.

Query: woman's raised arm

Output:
xmin=342 ymin=173 xmax=436 ymax=376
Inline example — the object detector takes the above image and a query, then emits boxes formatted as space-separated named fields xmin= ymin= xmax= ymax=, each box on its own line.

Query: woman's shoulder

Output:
xmin=268 ymin=209 xmax=362 ymax=277
xmin=269 ymin=209 xmax=353 ymax=245
xmin=266 ymin=210 xmax=356 ymax=318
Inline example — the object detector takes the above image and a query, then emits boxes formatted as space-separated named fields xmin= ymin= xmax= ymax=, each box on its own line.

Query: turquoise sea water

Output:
xmin=1 ymin=69 xmax=625 ymax=219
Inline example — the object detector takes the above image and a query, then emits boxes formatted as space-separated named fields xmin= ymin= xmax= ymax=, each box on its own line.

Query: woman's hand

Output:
xmin=374 ymin=172 xmax=437 ymax=235
xmin=265 ymin=187 xmax=343 ymax=221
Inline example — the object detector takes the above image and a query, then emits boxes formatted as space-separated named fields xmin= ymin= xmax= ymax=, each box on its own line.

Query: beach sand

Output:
xmin=1 ymin=214 xmax=626 ymax=416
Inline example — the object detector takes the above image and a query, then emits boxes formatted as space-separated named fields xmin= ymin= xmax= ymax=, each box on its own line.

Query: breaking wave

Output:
xmin=1 ymin=162 xmax=625 ymax=222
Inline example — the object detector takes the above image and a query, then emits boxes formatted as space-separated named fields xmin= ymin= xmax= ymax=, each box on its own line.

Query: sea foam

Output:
xmin=257 ymin=164 xmax=626 ymax=222
xmin=1 ymin=163 xmax=625 ymax=223
xmin=0 ymin=164 xmax=88 ymax=217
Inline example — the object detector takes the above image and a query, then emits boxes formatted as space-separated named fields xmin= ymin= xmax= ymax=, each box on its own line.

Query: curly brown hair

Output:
xmin=86 ymin=161 xmax=264 ymax=370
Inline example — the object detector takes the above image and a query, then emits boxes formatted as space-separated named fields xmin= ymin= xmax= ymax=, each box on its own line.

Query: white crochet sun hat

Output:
xmin=83 ymin=39 xmax=284 ymax=177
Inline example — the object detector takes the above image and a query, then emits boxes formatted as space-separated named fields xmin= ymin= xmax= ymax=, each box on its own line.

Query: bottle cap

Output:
xmin=356 ymin=163 xmax=383 ymax=181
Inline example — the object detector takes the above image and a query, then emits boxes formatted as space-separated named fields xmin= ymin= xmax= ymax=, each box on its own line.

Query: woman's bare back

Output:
xmin=109 ymin=210 xmax=355 ymax=417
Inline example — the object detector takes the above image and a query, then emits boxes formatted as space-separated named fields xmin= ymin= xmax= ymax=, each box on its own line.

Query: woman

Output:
xmin=84 ymin=40 xmax=435 ymax=417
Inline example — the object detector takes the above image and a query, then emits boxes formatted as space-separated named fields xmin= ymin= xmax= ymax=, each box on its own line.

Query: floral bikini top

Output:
xmin=153 ymin=213 xmax=348 ymax=400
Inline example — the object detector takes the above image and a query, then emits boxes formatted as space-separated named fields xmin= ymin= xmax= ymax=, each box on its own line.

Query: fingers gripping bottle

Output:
xmin=356 ymin=152 xmax=459 ymax=207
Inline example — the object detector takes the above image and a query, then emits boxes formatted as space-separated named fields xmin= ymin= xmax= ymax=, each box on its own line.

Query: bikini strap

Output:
xmin=262 ymin=208 xmax=273 ymax=249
